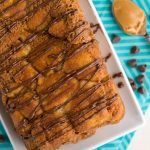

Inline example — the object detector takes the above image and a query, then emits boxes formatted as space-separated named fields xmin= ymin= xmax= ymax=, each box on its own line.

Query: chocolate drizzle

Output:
xmin=0 ymin=28 xmax=39 ymax=58
xmin=24 ymin=79 xmax=115 ymax=146
xmin=105 ymin=53 xmax=112 ymax=62
xmin=45 ymin=69 xmax=107 ymax=115
xmin=0 ymin=0 xmax=23 ymax=16
xmin=30 ymin=118 xmax=67 ymax=140
xmin=17 ymin=63 xmax=105 ymax=131
xmin=90 ymin=23 xmax=101 ymax=34
xmin=18 ymin=61 xmax=102 ymax=125
xmin=0 ymin=30 xmax=48 ymax=73
xmin=69 ymin=94 xmax=118 ymax=122
xmin=27 ymin=77 xmax=109 ymax=130
xmin=0 ymin=8 xmax=80 ymax=74
xmin=31 ymin=93 xmax=118 ymax=149
xmin=7 ymin=58 xmax=100 ymax=113
xmin=0 ymin=0 xmax=51 ymax=39
xmin=3 ymin=39 xmax=94 ymax=95
xmin=0 ymin=0 xmax=5 ymax=5
xmin=50 ymin=9 xmax=77 ymax=26
xmin=5 ymin=40 xmax=96 ymax=117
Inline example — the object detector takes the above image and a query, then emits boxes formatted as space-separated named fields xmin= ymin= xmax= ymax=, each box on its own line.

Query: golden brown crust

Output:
xmin=0 ymin=0 xmax=125 ymax=150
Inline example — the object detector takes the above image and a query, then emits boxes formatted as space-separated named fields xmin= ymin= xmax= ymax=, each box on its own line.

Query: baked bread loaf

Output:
xmin=0 ymin=0 xmax=125 ymax=150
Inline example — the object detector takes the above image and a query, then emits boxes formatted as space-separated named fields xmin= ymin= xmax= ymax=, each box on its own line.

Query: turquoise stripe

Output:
xmin=0 ymin=124 xmax=13 ymax=150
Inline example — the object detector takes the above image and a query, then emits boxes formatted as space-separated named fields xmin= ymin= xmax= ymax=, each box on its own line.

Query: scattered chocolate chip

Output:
xmin=117 ymin=82 xmax=124 ymax=88
xmin=105 ymin=53 xmax=112 ymax=62
xmin=112 ymin=34 xmax=121 ymax=43
xmin=138 ymin=86 xmax=146 ymax=94
xmin=90 ymin=23 xmax=101 ymax=34
xmin=113 ymin=72 xmax=123 ymax=78
xmin=132 ymin=83 xmax=137 ymax=91
xmin=136 ymin=75 xmax=145 ymax=84
xmin=130 ymin=46 xmax=140 ymax=54
xmin=128 ymin=78 xmax=134 ymax=84
xmin=0 ymin=135 xmax=4 ymax=143
xmin=131 ymin=82 xmax=137 ymax=91
xmin=128 ymin=78 xmax=137 ymax=91
xmin=138 ymin=64 xmax=147 ymax=72
xmin=128 ymin=59 xmax=137 ymax=67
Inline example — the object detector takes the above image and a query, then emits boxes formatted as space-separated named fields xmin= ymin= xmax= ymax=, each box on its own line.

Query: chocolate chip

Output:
xmin=113 ymin=72 xmax=123 ymax=78
xmin=105 ymin=53 xmax=112 ymax=62
xmin=131 ymin=82 xmax=137 ymax=91
xmin=117 ymin=82 xmax=124 ymax=88
xmin=138 ymin=86 xmax=146 ymax=94
xmin=132 ymin=83 xmax=137 ymax=91
xmin=138 ymin=64 xmax=147 ymax=72
xmin=75 ymin=131 xmax=79 ymax=134
xmin=112 ymin=34 xmax=121 ymax=43
xmin=137 ymin=75 xmax=145 ymax=84
xmin=128 ymin=78 xmax=134 ymax=84
xmin=0 ymin=135 xmax=4 ymax=143
xmin=128 ymin=78 xmax=137 ymax=91
xmin=91 ymin=24 xmax=101 ymax=34
xmin=130 ymin=46 xmax=140 ymax=54
xmin=23 ymin=134 xmax=32 ymax=140
xmin=128 ymin=59 xmax=137 ymax=67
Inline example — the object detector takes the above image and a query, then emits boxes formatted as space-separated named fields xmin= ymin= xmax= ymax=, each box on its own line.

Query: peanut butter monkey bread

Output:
xmin=0 ymin=0 xmax=125 ymax=150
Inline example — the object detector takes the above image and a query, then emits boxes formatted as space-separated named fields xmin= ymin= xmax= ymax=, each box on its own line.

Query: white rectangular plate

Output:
xmin=0 ymin=0 xmax=145 ymax=150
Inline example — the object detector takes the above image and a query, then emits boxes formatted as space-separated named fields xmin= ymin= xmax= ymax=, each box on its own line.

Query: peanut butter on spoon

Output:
xmin=112 ymin=0 xmax=150 ymax=42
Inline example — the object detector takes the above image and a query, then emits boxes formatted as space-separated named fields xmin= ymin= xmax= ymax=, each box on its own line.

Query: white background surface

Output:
xmin=129 ymin=109 xmax=150 ymax=150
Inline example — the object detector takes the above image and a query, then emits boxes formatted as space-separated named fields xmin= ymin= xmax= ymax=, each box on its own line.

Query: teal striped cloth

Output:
xmin=0 ymin=0 xmax=150 ymax=150
xmin=0 ymin=124 xmax=13 ymax=150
